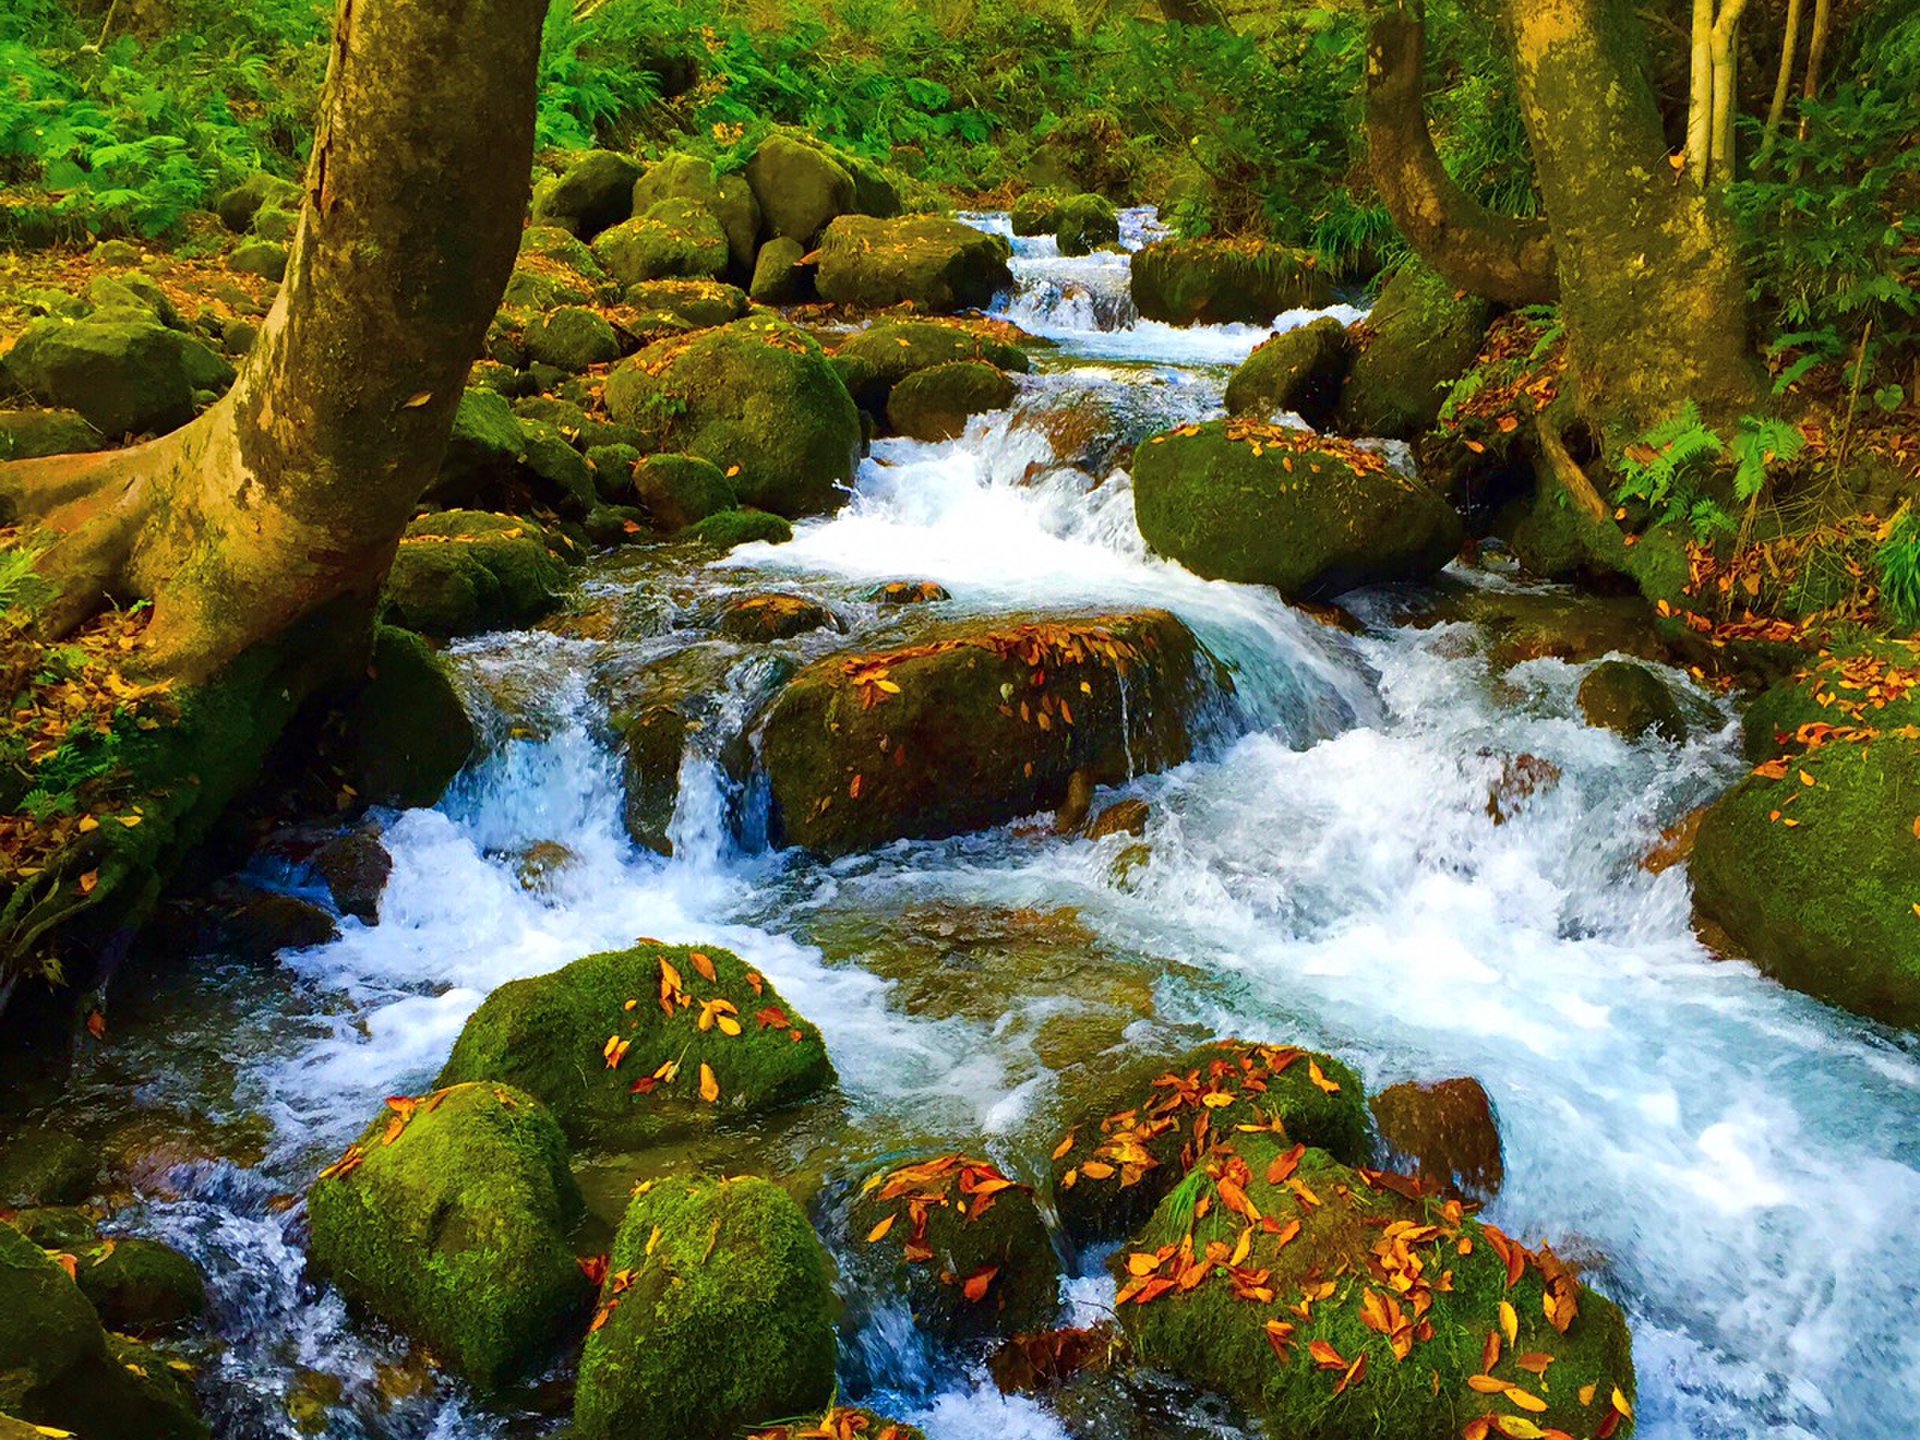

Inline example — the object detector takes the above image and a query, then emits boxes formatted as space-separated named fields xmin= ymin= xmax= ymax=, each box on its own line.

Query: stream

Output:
xmin=46 ymin=210 xmax=1920 ymax=1440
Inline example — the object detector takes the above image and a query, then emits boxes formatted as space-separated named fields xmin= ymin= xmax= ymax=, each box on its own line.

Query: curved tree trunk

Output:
xmin=1364 ymin=0 xmax=1558 ymax=305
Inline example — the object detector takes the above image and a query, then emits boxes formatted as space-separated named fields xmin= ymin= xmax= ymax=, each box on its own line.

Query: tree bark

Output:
xmin=1686 ymin=0 xmax=1714 ymax=182
xmin=1795 ymin=0 xmax=1832 ymax=141
xmin=1707 ymin=0 xmax=1750 ymax=183
xmin=1758 ymin=0 xmax=1802 ymax=163
xmin=1364 ymin=0 xmax=1558 ymax=305
xmin=1 ymin=0 xmax=547 ymax=685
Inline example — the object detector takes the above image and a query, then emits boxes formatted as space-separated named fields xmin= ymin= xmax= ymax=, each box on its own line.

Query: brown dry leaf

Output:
xmin=1051 ymin=1130 xmax=1077 ymax=1161
xmin=692 ymin=951 xmax=718 ymax=983
xmin=699 ymin=1063 xmax=720 ymax=1103
xmin=1308 ymin=1060 xmax=1340 ymax=1094
xmin=961 ymin=1266 xmax=998 ymax=1302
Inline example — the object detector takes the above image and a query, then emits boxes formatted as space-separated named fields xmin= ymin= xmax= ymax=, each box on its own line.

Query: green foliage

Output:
xmin=1876 ymin=509 xmax=1920 ymax=631
xmin=1615 ymin=404 xmax=1807 ymax=544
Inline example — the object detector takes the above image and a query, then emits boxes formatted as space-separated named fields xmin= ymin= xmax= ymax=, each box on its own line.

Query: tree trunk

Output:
xmin=1686 ymin=0 xmax=1714 ymax=182
xmin=1363 ymin=0 xmax=1557 ymax=305
xmin=1795 ymin=0 xmax=1832 ymax=141
xmin=1758 ymin=0 xmax=1802 ymax=163
xmin=1707 ymin=0 xmax=1750 ymax=183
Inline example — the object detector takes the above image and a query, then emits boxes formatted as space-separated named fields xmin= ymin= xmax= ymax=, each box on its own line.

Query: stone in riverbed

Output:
xmin=0 ymin=1125 xmax=97 ymax=1207
xmin=1333 ymin=262 xmax=1491 ymax=440
xmin=886 ymin=360 xmax=1018 ymax=441
xmin=1577 ymin=660 xmax=1685 ymax=741
xmin=685 ymin=507 xmax=794 ymax=549
xmin=1369 ymin=1076 xmax=1503 ymax=1201
xmin=759 ymin=610 xmax=1229 ymax=856
xmin=381 ymin=510 xmax=567 ymax=638
xmin=629 ymin=452 xmax=737 ymax=531
xmin=815 ymin=214 xmax=1014 ymax=313
xmin=745 ymin=131 xmax=883 ymax=245
xmin=69 ymin=1235 xmax=207 ymax=1337
xmin=1055 ymin=193 xmax=1120 ymax=257
xmin=531 ymin=149 xmax=645 ymax=240
xmin=524 ymin=306 xmax=621 ymax=372
xmin=719 ymin=593 xmax=841 ymax=642
xmin=573 ymin=1174 xmax=836 ymax=1440
xmin=344 ymin=625 xmax=475 ymax=810
xmin=830 ymin=318 xmax=1029 ymax=410
xmin=1131 ymin=238 xmax=1335 ymax=326
xmin=310 ymin=829 xmax=391 ymax=924
xmin=436 ymin=942 xmax=833 ymax=1148
xmin=1130 ymin=419 xmax=1462 ymax=599
xmin=1225 ymin=317 xmax=1352 ymax=430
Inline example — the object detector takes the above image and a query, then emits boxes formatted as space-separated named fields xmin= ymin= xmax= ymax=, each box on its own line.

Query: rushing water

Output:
xmin=55 ymin=211 xmax=1920 ymax=1440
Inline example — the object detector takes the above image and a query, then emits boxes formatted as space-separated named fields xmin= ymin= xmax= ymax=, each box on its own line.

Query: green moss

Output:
xmin=0 ymin=408 xmax=100 ymax=462
xmin=1049 ymin=1040 xmax=1371 ymax=1250
xmin=815 ymin=214 xmax=1013 ymax=313
xmin=0 ymin=1127 xmax=96 ymax=1207
xmin=1 ymin=1207 xmax=102 ymax=1251
xmin=530 ymin=150 xmax=645 ymax=240
xmin=573 ymin=1174 xmax=836 ymax=1440
xmin=306 ymin=1083 xmax=588 ymax=1389
xmin=745 ymin=132 xmax=858 ymax=244
xmin=591 ymin=198 xmax=729 ymax=287
xmin=1 ymin=318 xmax=228 ymax=438
xmin=1739 ymin=643 xmax=1920 ymax=761
xmin=229 ymin=240 xmax=288 ymax=282
xmin=1225 ymin=318 xmax=1353 ymax=430
xmin=630 ymin=452 xmax=737 ymax=530
xmin=622 ymin=278 xmax=749 ymax=328
xmin=686 ymin=507 xmax=795 ymax=548
xmin=885 ymin=360 xmax=1017 ymax=441
xmin=524 ymin=307 xmax=622 ymax=372
xmin=1131 ymin=240 xmax=1336 ymax=326
xmin=436 ymin=942 xmax=834 ymax=1149
xmin=1131 ymin=420 xmax=1462 ymax=599
xmin=751 ymin=237 xmax=811 ymax=305
xmin=603 ymin=319 xmax=859 ymax=517
xmin=633 ymin=153 xmax=763 ymax=271
xmin=1577 ymin=660 xmax=1684 ymax=741
xmin=1055 ymin=193 xmax=1119 ymax=257
xmin=381 ymin=510 xmax=567 ymax=638
xmin=1335 ymin=264 xmax=1492 ymax=440
xmin=214 ymin=171 xmax=302 ymax=233
xmin=344 ymin=625 xmax=475 ymax=809
xmin=518 ymin=224 xmax=606 ymax=278
xmin=830 ymin=319 xmax=1029 ymax=410
xmin=70 ymin=1237 xmax=206 ymax=1337
xmin=501 ymin=265 xmax=595 ymax=313
xmin=1010 ymin=190 xmax=1066 ymax=236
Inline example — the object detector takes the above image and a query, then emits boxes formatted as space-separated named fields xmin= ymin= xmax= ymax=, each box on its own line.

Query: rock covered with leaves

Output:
xmin=748 ymin=1409 xmax=925 ymax=1440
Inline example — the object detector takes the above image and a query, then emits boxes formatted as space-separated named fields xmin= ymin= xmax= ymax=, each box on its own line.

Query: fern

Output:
xmin=1729 ymin=415 xmax=1806 ymax=503
xmin=1877 ymin=509 xmax=1920 ymax=632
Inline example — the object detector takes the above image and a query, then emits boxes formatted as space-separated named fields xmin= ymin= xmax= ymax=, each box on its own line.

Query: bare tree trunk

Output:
xmin=1687 ymin=0 xmax=1714 ymax=182
xmin=1795 ymin=0 xmax=1833 ymax=141
xmin=1363 ymin=0 xmax=1558 ymax=305
xmin=1758 ymin=0 xmax=1803 ymax=163
xmin=1707 ymin=0 xmax=1750 ymax=182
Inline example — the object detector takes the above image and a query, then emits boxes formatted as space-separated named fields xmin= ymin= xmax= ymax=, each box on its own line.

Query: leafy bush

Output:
xmin=1615 ymin=403 xmax=1808 ymax=543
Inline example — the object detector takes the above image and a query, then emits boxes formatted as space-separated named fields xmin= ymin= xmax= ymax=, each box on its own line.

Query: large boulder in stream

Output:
xmin=1333 ymin=263 xmax=1493 ymax=440
xmin=1226 ymin=317 xmax=1353 ymax=430
xmin=306 ymin=1082 xmax=589 ymax=1389
xmin=830 ymin=318 xmax=1029 ymax=410
xmin=1131 ymin=420 xmax=1462 ymax=599
xmin=437 ymin=942 xmax=833 ymax=1148
xmin=1114 ymin=1131 xmax=1638 ymax=1440
xmin=604 ymin=318 xmax=861 ymax=518
xmin=344 ymin=625 xmax=474 ymax=809
xmin=531 ymin=149 xmax=645 ymax=240
xmin=2 ymin=317 xmax=230 ymax=438
xmin=1130 ymin=239 xmax=1335 ymax=327
xmin=886 ymin=360 xmax=1018 ymax=441
xmin=760 ymin=610 xmax=1228 ymax=856
xmin=815 ymin=215 xmax=1014 ymax=313
xmin=573 ymin=1174 xmax=837 ymax=1440
xmin=380 ymin=510 xmax=567 ymax=638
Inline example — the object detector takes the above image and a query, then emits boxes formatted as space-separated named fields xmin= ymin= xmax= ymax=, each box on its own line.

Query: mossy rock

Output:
xmin=230 ymin=240 xmax=288 ymax=282
xmin=214 ymin=171 xmax=302 ymax=233
xmin=831 ymin=319 xmax=1029 ymax=410
xmin=429 ymin=388 xmax=528 ymax=508
xmin=1503 ymin=486 xmax=1694 ymax=615
xmin=847 ymin=1153 xmax=1061 ymax=1343
xmin=573 ymin=1174 xmax=837 ymax=1440
xmin=501 ymin=264 xmax=595 ymax=313
xmin=1010 ymin=190 xmax=1065 ymax=236
xmin=886 ymin=361 xmax=1017 ymax=441
xmin=1369 ymin=1078 xmax=1503 ymax=1203
xmin=2 ymin=318 xmax=230 ymax=438
xmin=437 ymin=942 xmax=834 ymax=1149
xmin=591 ymin=198 xmax=729 ymax=287
xmin=307 ymin=1083 xmax=588 ymax=1388
xmin=1577 ymin=661 xmax=1684 ymax=741
xmin=524 ymin=307 xmax=622 ymax=372
xmin=1335 ymin=264 xmax=1493 ymax=440
xmin=1131 ymin=239 xmax=1335 ymax=326
xmin=1048 ymin=1040 xmax=1370 ymax=1250
xmin=630 ymin=452 xmax=737 ymax=530
xmin=249 ymin=205 xmax=298 ymax=243
xmin=84 ymin=274 xmax=183 ymax=330
xmin=816 ymin=215 xmax=1013 ymax=314
xmin=748 ymin=1410 xmax=924 ymax=1440
xmin=686 ymin=507 xmax=795 ymax=549
xmin=587 ymin=442 xmax=643 ymax=502
xmin=621 ymin=704 xmax=688 ymax=856
xmin=1055 ymin=193 xmax=1120 ymax=257
xmin=531 ymin=149 xmax=645 ymax=240
xmin=344 ymin=625 xmax=475 ymax=809
xmin=623 ymin=277 xmax=749 ymax=328
xmin=519 ymin=224 xmax=606 ymax=278
xmin=746 ymin=132 xmax=859 ymax=245
xmin=632 ymin=153 xmax=763 ymax=271
xmin=751 ymin=236 xmax=812 ymax=305
xmin=0 ymin=1223 xmax=207 ymax=1439
xmin=381 ymin=510 xmax=566 ymax=638
xmin=719 ymin=593 xmax=841 ymax=643
xmin=0 ymin=1206 xmax=102 ymax=1251
xmin=0 ymin=1128 xmax=97 ymax=1207
xmin=760 ymin=610 xmax=1226 ymax=856
xmin=1225 ymin=318 xmax=1353 ymax=431
xmin=1693 ymin=739 xmax=1920 ymax=1028
xmin=603 ymin=318 xmax=860 ymax=517
xmin=1131 ymin=420 xmax=1461 ymax=599
xmin=1739 ymin=643 xmax=1920 ymax=762
xmin=519 ymin=419 xmax=597 ymax=516
xmin=1116 ymin=1132 xmax=1636 ymax=1440
xmin=70 ymin=1236 xmax=206 ymax=1337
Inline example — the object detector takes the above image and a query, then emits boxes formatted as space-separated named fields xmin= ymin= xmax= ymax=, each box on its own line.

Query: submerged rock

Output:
xmin=437 ymin=942 xmax=834 ymax=1148
xmin=1225 ymin=318 xmax=1352 ymax=430
xmin=816 ymin=215 xmax=1013 ymax=313
xmin=760 ymin=610 xmax=1227 ymax=855
xmin=573 ymin=1174 xmax=837 ymax=1440
xmin=1131 ymin=239 xmax=1335 ymax=326
xmin=310 ymin=829 xmax=391 ymax=924
xmin=886 ymin=360 xmax=1017 ymax=440
xmin=1577 ymin=660 xmax=1685 ymax=742
xmin=1131 ymin=419 xmax=1461 ymax=599
xmin=1334 ymin=263 xmax=1491 ymax=440
xmin=531 ymin=149 xmax=645 ymax=240
xmin=719 ymin=593 xmax=842 ymax=642
xmin=1369 ymin=1077 xmax=1504 ymax=1201
xmin=306 ymin=1083 xmax=588 ymax=1388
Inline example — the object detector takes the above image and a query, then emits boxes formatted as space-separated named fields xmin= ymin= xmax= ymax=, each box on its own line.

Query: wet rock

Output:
xmin=866 ymin=579 xmax=951 ymax=605
xmin=1116 ymin=1132 xmax=1636 ymax=1440
xmin=760 ymin=610 xmax=1226 ymax=855
xmin=0 ymin=1126 xmax=97 ymax=1207
xmin=816 ymin=214 xmax=1014 ymax=313
xmin=1484 ymin=752 xmax=1561 ymax=826
xmin=1087 ymin=798 xmax=1150 ymax=839
xmin=1131 ymin=239 xmax=1335 ymax=326
xmin=381 ymin=510 xmax=567 ymax=638
xmin=201 ymin=884 xmax=339 ymax=960
xmin=831 ymin=318 xmax=1029 ymax=410
xmin=0 ymin=1223 xmax=207 ymax=1439
xmin=989 ymin=1323 xmax=1124 ymax=1394
xmin=750 ymin=236 xmax=811 ymax=304
xmin=437 ymin=941 xmax=833 ymax=1148
xmin=620 ymin=706 xmax=688 ymax=857
xmin=604 ymin=319 xmax=860 ymax=517
xmin=630 ymin=452 xmax=737 ymax=530
xmin=591 ymin=197 xmax=730 ymax=286
xmin=1369 ymin=1077 xmax=1504 ymax=1201
xmin=886 ymin=360 xmax=1017 ymax=441
xmin=748 ymin=1410 xmax=923 ymax=1440
xmin=1578 ymin=660 xmax=1685 ymax=741
xmin=307 ymin=1083 xmax=588 ymax=1388
xmin=686 ymin=507 xmax=795 ymax=549
xmin=344 ymin=625 xmax=475 ymax=810
xmin=1047 ymin=1039 xmax=1370 ymax=1250
xmin=1693 ymin=739 xmax=1920 ymax=1028
xmin=310 ymin=829 xmax=391 ymax=924
xmin=633 ymin=153 xmax=762 ymax=271
xmin=573 ymin=1173 xmax=836 ymax=1440
xmin=524 ymin=306 xmax=621 ymax=372
xmin=69 ymin=1235 xmax=207 ymax=1336
xmin=284 ymin=1368 xmax=344 ymax=1435
xmin=1224 ymin=317 xmax=1352 ymax=430
xmin=0 ymin=406 xmax=100 ymax=461
xmin=1055 ymin=194 xmax=1121 ymax=257
xmin=214 ymin=171 xmax=302 ymax=232
xmin=846 ymin=1152 xmax=1061 ymax=1343
xmin=1056 ymin=768 xmax=1096 ymax=833
xmin=745 ymin=131 xmax=859 ymax=244
xmin=1334 ymin=263 xmax=1492 ymax=440
xmin=531 ymin=149 xmax=645 ymax=240
xmin=1641 ymin=806 xmax=1704 ymax=874
xmin=719 ymin=593 xmax=841 ymax=642
xmin=1412 ymin=585 xmax=1669 ymax=672
xmin=1131 ymin=419 xmax=1461 ymax=599
xmin=1010 ymin=190 xmax=1067 ymax=235
xmin=513 ymin=841 xmax=580 ymax=892
xmin=623 ymin=277 xmax=749 ymax=328
xmin=1 ymin=318 xmax=231 ymax=438
xmin=0 ymin=1206 xmax=102 ymax=1250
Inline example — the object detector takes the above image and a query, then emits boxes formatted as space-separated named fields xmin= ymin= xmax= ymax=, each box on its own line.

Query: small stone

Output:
xmin=1086 ymin=797 xmax=1149 ymax=839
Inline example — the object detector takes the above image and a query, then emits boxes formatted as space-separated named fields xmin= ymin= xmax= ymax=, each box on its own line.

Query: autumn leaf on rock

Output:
xmin=699 ymin=1063 xmax=720 ymax=1103
xmin=866 ymin=1213 xmax=896 ymax=1244
xmin=961 ymin=1266 xmax=998 ymax=1302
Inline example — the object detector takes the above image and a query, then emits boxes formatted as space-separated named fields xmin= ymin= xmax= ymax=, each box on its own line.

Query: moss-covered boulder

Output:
xmin=1010 ymin=190 xmax=1065 ymax=236
xmin=1225 ymin=318 xmax=1353 ymax=430
xmin=214 ymin=171 xmax=303 ymax=232
xmin=500 ymin=263 xmax=595 ymax=314
xmin=0 ymin=1127 xmax=97 ymax=1207
xmin=519 ymin=223 xmax=606 ymax=277
xmin=686 ymin=507 xmax=795 ymax=549
xmin=816 ymin=215 xmax=1013 ymax=313
xmin=1131 ymin=420 xmax=1462 ymax=599
xmin=632 ymin=152 xmax=762 ymax=271
xmin=886 ymin=360 xmax=1017 ymax=441
xmin=381 ymin=510 xmax=567 ymax=638
xmin=628 ymin=452 xmax=737 ymax=531
xmin=1049 ymin=1040 xmax=1370 ymax=1250
xmin=1131 ymin=239 xmax=1335 ymax=326
xmin=1 ymin=1206 xmax=101 ymax=1251
xmin=307 ymin=1083 xmax=587 ymax=1388
xmin=0 ymin=1223 xmax=207 ymax=1439
xmin=69 ymin=1236 xmax=206 ymax=1337
xmin=524 ymin=306 xmax=622 ymax=372
xmin=591 ymin=198 xmax=730 ymax=287
xmin=0 ymin=406 xmax=100 ymax=461
xmin=719 ymin=593 xmax=841 ymax=642
xmin=1369 ymin=1077 xmax=1503 ymax=1202
xmin=1335 ymin=264 xmax=1493 ymax=440
xmin=344 ymin=625 xmax=475 ymax=809
xmin=760 ymin=610 xmax=1226 ymax=855
xmin=750 ymin=236 xmax=811 ymax=304
xmin=1055 ymin=193 xmax=1120 ymax=257
xmin=1693 ymin=739 xmax=1920 ymax=1027
xmin=230 ymin=239 xmax=288 ymax=281
xmin=437 ymin=942 xmax=834 ymax=1148
xmin=603 ymin=319 xmax=860 ymax=517
xmin=1 ymin=318 xmax=230 ymax=438
xmin=623 ymin=277 xmax=749 ymax=328
xmin=831 ymin=319 xmax=1029 ymax=410
xmin=745 ymin=132 xmax=859 ymax=245
xmin=531 ymin=149 xmax=645 ymax=240
xmin=1115 ymin=1132 xmax=1636 ymax=1440
xmin=847 ymin=1153 xmax=1060 ymax=1343
xmin=573 ymin=1174 xmax=836 ymax=1440
xmin=1577 ymin=660 xmax=1684 ymax=741
xmin=428 ymin=388 xmax=528 ymax=508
